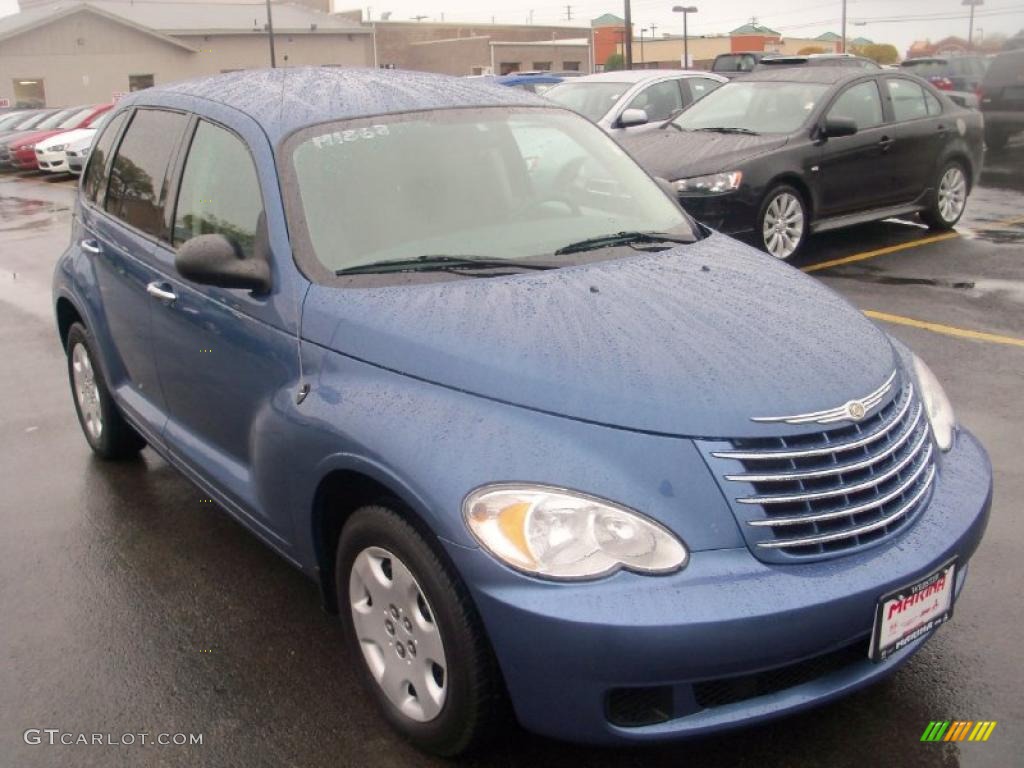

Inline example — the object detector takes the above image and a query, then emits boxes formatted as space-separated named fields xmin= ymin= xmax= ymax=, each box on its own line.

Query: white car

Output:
xmin=62 ymin=131 xmax=99 ymax=175
xmin=544 ymin=70 xmax=728 ymax=137
xmin=35 ymin=109 xmax=111 ymax=174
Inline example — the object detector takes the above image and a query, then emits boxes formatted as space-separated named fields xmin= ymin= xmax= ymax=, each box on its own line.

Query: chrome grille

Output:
xmin=707 ymin=380 xmax=936 ymax=560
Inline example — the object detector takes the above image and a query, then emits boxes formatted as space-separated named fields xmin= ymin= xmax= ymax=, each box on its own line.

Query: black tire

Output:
xmin=336 ymin=505 xmax=505 ymax=756
xmin=65 ymin=322 xmax=146 ymax=460
xmin=985 ymin=128 xmax=1008 ymax=152
xmin=756 ymin=184 xmax=808 ymax=263
xmin=920 ymin=160 xmax=968 ymax=231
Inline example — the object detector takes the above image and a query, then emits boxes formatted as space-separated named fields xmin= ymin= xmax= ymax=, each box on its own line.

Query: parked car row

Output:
xmin=532 ymin=50 xmax=1024 ymax=261
xmin=0 ymin=102 xmax=111 ymax=175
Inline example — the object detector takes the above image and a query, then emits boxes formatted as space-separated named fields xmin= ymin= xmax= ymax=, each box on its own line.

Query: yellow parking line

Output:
xmin=864 ymin=310 xmax=1024 ymax=348
xmin=802 ymin=232 xmax=959 ymax=273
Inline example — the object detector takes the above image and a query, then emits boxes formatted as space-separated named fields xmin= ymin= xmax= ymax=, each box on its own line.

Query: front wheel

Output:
xmin=336 ymin=505 xmax=504 ymax=756
xmin=921 ymin=161 xmax=968 ymax=230
xmin=756 ymin=185 xmax=808 ymax=262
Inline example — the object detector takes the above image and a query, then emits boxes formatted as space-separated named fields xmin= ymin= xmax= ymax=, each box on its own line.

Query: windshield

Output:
xmin=14 ymin=111 xmax=53 ymax=130
xmin=56 ymin=107 xmax=94 ymax=129
xmin=673 ymin=81 xmax=830 ymax=134
xmin=545 ymin=82 xmax=632 ymax=122
xmin=285 ymin=107 xmax=693 ymax=276
xmin=901 ymin=60 xmax=947 ymax=77
xmin=36 ymin=108 xmax=80 ymax=130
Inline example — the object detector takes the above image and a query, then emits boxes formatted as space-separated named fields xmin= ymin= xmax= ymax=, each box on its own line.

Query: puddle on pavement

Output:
xmin=0 ymin=194 xmax=71 ymax=233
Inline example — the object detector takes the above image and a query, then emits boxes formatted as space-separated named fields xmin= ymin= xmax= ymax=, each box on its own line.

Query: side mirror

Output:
xmin=821 ymin=116 xmax=858 ymax=138
xmin=618 ymin=108 xmax=650 ymax=128
xmin=175 ymin=234 xmax=271 ymax=293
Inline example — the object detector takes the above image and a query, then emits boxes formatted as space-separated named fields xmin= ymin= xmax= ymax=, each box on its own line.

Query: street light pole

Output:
xmin=672 ymin=6 xmax=698 ymax=69
xmin=841 ymin=0 xmax=846 ymax=53
xmin=265 ymin=0 xmax=277 ymax=68
xmin=962 ymin=0 xmax=984 ymax=48
xmin=640 ymin=27 xmax=646 ymax=68
xmin=623 ymin=1 xmax=633 ymax=69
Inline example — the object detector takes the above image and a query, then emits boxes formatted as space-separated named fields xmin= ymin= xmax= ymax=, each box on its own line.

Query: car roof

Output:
xmin=737 ymin=66 xmax=870 ymax=84
xmin=564 ymin=69 xmax=715 ymax=84
xmin=130 ymin=67 xmax=543 ymax=144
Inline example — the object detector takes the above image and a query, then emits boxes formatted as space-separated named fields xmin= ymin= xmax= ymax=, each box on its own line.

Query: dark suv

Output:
xmin=980 ymin=49 xmax=1024 ymax=150
xmin=900 ymin=56 xmax=989 ymax=108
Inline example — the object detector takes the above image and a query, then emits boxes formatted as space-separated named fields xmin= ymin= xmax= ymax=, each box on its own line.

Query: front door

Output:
xmin=148 ymin=117 xmax=300 ymax=540
xmin=816 ymin=79 xmax=895 ymax=216
xmin=882 ymin=77 xmax=946 ymax=203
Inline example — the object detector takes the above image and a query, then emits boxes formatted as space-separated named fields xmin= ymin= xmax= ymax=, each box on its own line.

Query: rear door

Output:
xmin=148 ymin=115 xmax=300 ymax=540
xmin=882 ymin=77 xmax=946 ymax=202
xmin=816 ymin=79 xmax=895 ymax=215
xmin=81 ymin=108 xmax=189 ymax=438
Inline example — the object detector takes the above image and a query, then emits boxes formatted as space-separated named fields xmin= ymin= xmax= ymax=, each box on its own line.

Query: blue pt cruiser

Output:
xmin=52 ymin=69 xmax=992 ymax=755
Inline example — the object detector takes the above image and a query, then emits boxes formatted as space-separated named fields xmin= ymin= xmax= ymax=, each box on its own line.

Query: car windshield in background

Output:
xmin=544 ymin=82 xmax=632 ymax=122
xmin=35 ymin=108 xmax=79 ymax=130
xmin=56 ymin=107 xmax=94 ymax=129
xmin=672 ymin=81 xmax=830 ymax=134
xmin=713 ymin=54 xmax=758 ymax=73
xmin=286 ymin=108 xmax=693 ymax=275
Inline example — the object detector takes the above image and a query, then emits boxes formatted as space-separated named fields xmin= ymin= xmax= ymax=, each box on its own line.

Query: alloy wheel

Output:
xmin=349 ymin=546 xmax=448 ymax=722
xmin=71 ymin=342 xmax=103 ymax=441
xmin=938 ymin=166 xmax=966 ymax=223
xmin=762 ymin=191 xmax=805 ymax=260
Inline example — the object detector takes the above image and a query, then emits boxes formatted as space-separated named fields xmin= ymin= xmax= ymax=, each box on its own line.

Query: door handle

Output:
xmin=80 ymin=239 xmax=101 ymax=254
xmin=146 ymin=282 xmax=177 ymax=302
xmin=878 ymin=136 xmax=894 ymax=152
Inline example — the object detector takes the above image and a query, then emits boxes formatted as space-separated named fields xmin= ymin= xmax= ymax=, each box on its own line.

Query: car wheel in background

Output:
xmin=65 ymin=322 xmax=146 ymax=460
xmin=336 ymin=505 xmax=504 ymax=756
xmin=757 ymin=184 xmax=807 ymax=262
xmin=921 ymin=160 xmax=968 ymax=230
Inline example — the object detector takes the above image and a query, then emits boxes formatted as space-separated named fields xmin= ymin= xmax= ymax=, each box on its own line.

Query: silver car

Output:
xmin=544 ymin=69 xmax=727 ymax=137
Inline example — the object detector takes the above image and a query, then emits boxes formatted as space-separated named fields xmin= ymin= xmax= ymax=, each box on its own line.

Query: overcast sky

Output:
xmin=1 ymin=0 xmax=1022 ymax=55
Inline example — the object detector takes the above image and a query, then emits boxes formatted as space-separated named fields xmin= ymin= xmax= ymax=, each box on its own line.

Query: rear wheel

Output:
xmin=921 ymin=161 xmax=968 ymax=230
xmin=756 ymin=185 xmax=808 ymax=262
xmin=336 ymin=505 xmax=504 ymax=756
xmin=66 ymin=322 xmax=145 ymax=460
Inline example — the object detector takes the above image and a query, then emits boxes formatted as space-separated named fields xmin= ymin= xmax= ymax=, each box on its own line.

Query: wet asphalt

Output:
xmin=1 ymin=140 xmax=1022 ymax=768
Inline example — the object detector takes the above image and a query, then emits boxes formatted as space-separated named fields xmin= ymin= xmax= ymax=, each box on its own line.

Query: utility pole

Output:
xmin=640 ymin=28 xmax=646 ymax=67
xmin=841 ymin=0 xmax=847 ymax=53
xmin=565 ymin=5 xmax=573 ymax=22
xmin=265 ymin=0 xmax=276 ymax=68
xmin=623 ymin=0 xmax=633 ymax=69
xmin=673 ymin=6 xmax=697 ymax=68
xmin=649 ymin=23 xmax=657 ymax=39
xmin=963 ymin=0 xmax=983 ymax=48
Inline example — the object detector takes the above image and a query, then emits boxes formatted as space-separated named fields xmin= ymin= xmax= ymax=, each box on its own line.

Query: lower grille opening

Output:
xmin=606 ymin=685 xmax=674 ymax=727
xmin=693 ymin=638 xmax=870 ymax=709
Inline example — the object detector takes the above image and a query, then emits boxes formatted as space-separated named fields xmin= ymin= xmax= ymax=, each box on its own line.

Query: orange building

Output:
xmin=591 ymin=12 xmax=627 ymax=68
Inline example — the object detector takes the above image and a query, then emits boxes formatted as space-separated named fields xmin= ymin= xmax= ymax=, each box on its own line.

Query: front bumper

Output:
xmin=678 ymin=191 xmax=757 ymax=236
xmin=13 ymin=147 xmax=38 ymax=170
xmin=447 ymin=429 xmax=991 ymax=744
xmin=36 ymin=148 xmax=69 ymax=173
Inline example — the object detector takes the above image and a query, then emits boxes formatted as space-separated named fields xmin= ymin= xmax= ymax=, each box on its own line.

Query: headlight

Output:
xmin=463 ymin=484 xmax=688 ymax=580
xmin=673 ymin=171 xmax=742 ymax=195
xmin=912 ymin=354 xmax=956 ymax=452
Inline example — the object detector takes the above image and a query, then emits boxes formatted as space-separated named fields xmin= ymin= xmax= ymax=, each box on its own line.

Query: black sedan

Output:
xmin=619 ymin=67 xmax=984 ymax=261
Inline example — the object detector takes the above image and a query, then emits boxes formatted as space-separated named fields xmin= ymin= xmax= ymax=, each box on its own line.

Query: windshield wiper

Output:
xmin=694 ymin=126 xmax=760 ymax=135
xmin=336 ymin=255 xmax=557 ymax=275
xmin=554 ymin=231 xmax=694 ymax=256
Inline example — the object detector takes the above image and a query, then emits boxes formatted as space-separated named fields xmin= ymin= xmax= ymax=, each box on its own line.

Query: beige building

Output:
xmin=634 ymin=34 xmax=842 ymax=70
xmin=0 ymin=1 xmax=373 ymax=107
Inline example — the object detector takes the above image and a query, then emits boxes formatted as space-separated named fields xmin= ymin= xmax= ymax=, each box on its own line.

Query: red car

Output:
xmin=9 ymin=104 xmax=112 ymax=170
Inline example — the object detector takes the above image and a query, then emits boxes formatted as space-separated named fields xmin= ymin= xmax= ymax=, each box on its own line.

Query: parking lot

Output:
xmin=1 ymin=138 xmax=1022 ymax=767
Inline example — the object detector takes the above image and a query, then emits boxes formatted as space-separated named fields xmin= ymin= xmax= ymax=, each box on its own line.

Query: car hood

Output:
xmin=302 ymin=233 xmax=899 ymax=438
xmin=1 ymin=129 xmax=40 ymax=148
xmin=39 ymin=128 xmax=94 ymax=150
xmin=10 ymin=129 xmax=61 ymax=149
xmin=620 ymin=128 xmax=788 ymax=180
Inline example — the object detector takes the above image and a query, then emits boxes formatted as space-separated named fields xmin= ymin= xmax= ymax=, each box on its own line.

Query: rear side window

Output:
xmin=105 ymin=109 xmax=188 ymax=239
xmin=173 ymin=120 xmax=264 ymax=259
xmin=828 ymin=81 xmax=884 ymax=129
xmin=925 ymin=90 xmax=943 ymax=115
xmin=82 ymin=111 xmax=128 ymax=205
xmin=887 ymin=79 xmax=928 ymax=122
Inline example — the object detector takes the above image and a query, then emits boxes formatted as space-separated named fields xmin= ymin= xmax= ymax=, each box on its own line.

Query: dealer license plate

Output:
xmin=869 ymin=559 xmax=956 ymax=662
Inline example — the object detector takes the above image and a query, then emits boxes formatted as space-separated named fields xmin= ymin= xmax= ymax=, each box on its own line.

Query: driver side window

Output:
xmin=625 ymin=80 xmax=684 ymax=123
xmin=173 ymin=120 xmax=264 ymax=259
xmin=827 ymin=81 xmax=884 ymax=130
